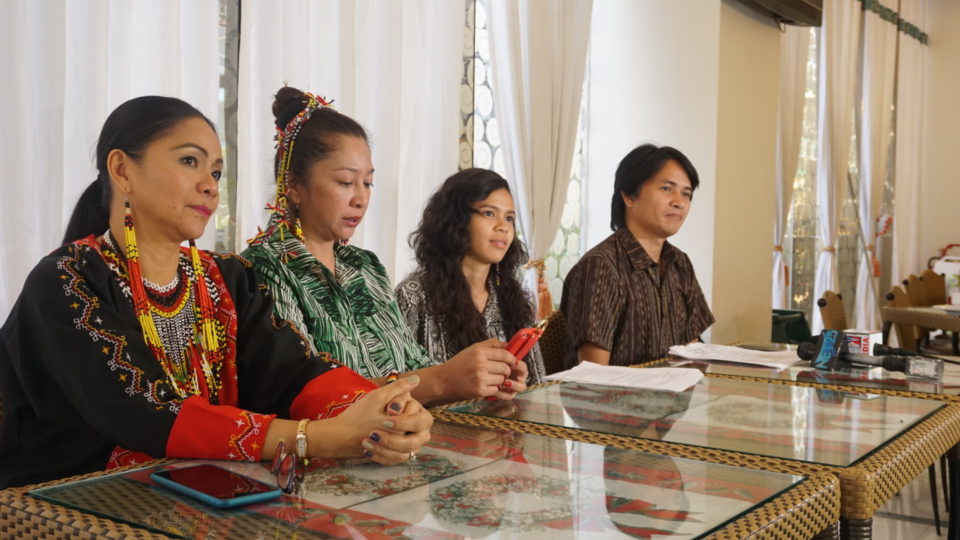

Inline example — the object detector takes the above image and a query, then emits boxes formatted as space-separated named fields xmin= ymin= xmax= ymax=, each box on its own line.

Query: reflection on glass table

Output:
xmin=29 ymin=421 xmax=808 ymax=539
xmin=660 ymin=356 xmax=960 ymax=398
xmin=448 ymin=377 xmax=944 ymax=467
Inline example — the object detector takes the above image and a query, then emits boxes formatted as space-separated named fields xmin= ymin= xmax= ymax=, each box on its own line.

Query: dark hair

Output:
xmin=272 ymin=86 xmax=368 ymax=184
xmin=62 ymin=96 xmax=215 ymax=244
xmin=409 ymin=168 xmax=533 ymax=353
xmin=610 ymin=144 xmax=700 ymax=231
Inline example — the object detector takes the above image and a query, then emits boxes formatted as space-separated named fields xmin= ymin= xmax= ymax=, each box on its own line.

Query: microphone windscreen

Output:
xmin=797 ymin=341 xmax=817 ymax=360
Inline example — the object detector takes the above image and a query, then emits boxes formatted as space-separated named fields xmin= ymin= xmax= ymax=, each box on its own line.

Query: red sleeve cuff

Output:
xmin=166 ymin=395 xmax=275 ymax=461
xmin=290 ymin=366 xmax=377 ymax=420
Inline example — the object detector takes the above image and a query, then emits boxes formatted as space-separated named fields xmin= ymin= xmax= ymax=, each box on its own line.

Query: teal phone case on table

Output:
xmin=150 ymin=465 xmax=282 ymax=508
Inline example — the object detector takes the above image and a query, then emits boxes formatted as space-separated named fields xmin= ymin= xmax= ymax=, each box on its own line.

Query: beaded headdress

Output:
xmin=250 ymin=91 xmax=333 ymax=246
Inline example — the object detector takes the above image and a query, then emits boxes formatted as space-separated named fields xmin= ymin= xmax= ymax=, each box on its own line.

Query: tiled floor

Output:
xmin=872 ymin=466 xmax=946 ymax=539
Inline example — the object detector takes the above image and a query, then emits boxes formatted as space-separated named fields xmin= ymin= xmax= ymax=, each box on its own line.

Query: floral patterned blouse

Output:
xmin=395 ymin=270 xmax=545 ymax=385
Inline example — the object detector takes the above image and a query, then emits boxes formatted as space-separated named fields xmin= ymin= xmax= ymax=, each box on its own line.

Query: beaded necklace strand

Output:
xmin=121 ymin=201 xmax=225 ymax=399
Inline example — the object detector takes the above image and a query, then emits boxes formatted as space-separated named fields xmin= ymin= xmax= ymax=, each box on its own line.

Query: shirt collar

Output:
xmin=614 ymin=227 xmax=678 ymax=271
xmin=257 ymin=220 xmax=362 ymax=271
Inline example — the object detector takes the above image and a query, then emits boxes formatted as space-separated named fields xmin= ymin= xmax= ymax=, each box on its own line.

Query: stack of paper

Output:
xmin=668 ymin=343 xmax=801 ymax=370
xmin=544 ymin=362 xmax=703 ymax=392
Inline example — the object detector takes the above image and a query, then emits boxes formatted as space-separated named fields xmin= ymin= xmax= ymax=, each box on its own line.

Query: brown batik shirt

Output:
xmin=560 ymin=228 xmax=714 ymax=367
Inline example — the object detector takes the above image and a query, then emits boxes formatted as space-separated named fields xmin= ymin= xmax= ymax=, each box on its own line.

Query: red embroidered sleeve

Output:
xmin=166 ymin=396 xmax=275 ymax=461
xmin=289 ymin=367 xmax=376 ymax=420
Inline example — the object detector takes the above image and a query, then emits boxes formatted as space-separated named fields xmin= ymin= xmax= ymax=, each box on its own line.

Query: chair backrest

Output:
xmin=885 ymin=285 xmax=921 ymax=349
xmin=816 ymin=291 xmax=848 ymax=331
xmin=903 ymin=274 xmax=929 ymax=307
xmin=921 ymin=269 xmax=947 ymax=306
xmin=771 ymin=309 xmax=812 ymax=344
xmin=539 ymin=310 xmax=569 ymax=376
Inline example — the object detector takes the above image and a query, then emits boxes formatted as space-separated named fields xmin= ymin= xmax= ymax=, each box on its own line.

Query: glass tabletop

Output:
xmin=661 ymin=356 xmax=960 ymax=398
xmin=449 ymin=377 xmax=945 ymax=467
xmin=29 ymin=422 xmax=804 ymax=539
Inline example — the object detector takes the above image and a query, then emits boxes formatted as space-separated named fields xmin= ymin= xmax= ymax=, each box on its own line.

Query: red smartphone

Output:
xmin=505 ymin=319 xmax=549 ymax=364
xmin=486 ymin=319 xmax=549 ymax=400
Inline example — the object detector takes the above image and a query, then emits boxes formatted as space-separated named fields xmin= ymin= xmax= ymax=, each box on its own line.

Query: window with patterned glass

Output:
xmin=212 ymin=0 xmax=239 ymax=252
xmin=784 ymin=27 xmax=872 ymax=324
xmin=459 ymin=0 xmax=587 ymax=308
xmin=784 ymin=28 xmax=821 ymax=319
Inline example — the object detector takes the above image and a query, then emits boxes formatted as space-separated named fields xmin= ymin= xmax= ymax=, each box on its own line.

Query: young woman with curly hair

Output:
xmin=396 ymin=168 xmax=546 ymax=384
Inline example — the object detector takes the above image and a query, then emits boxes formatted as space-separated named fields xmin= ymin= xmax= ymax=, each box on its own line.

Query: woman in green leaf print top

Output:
xmin=243 ymin=86 xmax=528 ymax=407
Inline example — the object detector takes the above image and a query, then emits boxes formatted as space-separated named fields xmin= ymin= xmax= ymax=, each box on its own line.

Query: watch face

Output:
xmin=295 ymin=434 xmax=307 ymax=459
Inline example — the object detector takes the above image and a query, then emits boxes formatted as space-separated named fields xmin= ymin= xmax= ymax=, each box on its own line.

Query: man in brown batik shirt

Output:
xmin=561 ymin=144 xmax=714 ymax=368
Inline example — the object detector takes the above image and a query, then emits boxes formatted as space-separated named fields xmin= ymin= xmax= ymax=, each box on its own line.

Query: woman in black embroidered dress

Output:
xmin=0 ymin=96 xmax=431 ymax=488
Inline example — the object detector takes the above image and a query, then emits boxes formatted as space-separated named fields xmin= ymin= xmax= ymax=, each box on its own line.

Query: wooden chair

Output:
xmin=882 ymin=284 xmax=949 ymax=531
xmin=903 ymin=274 xmax=930 ymax=307
xmin=903 ymin=272 xmax=957 ymax=351
xmin=539 ymin=310 xmax=569 ymax=376
xmin=884 ymin=285 xmax=922 ymax=350
xmin=920 ymin=269 xmax=957 ymax=352
xmin=903 ymin=274 xmax=947 ymax=344
xmin=816 ymin=291 xmax=848 ymax=331
xmin=921 ymin=269 xmax=947 ymax=306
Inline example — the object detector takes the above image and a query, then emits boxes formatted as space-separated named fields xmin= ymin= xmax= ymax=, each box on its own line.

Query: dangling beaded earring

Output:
xmin=292 ymin=202 xmax=304 ymax=241
xmin=494 ymin=263 xmax=501 ymax=287
xmin=123 ymin=198 xmax=158 ymax=345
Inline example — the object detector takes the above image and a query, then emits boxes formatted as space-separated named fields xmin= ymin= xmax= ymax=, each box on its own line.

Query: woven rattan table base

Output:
xmin=696 ymin=369 xmax=960 ymax=404
xmin=706 ymin=472 xmax=839 ymax=539
xmin=0 ymin=456 xmax=839 ymax=539
xmin=882 ymin=307 xmax=960 ymax=333
xmin=432 ymin=402 xmax=960 ymax=522
xmin=0 ymin=461 xmax=175 ymax=539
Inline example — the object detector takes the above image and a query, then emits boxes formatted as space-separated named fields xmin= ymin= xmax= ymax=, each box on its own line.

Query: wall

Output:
xmin=586 ymin=0 xmax=780 ymax=344
xmin=920 ymin=0 xmax=960 ymax=266
xmin=711 ymin=0 xmax=779 ymax=343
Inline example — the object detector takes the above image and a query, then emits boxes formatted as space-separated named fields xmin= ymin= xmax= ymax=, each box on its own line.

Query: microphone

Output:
xmin=797 ymin=333 xmax=944 ymax=380
xmin=872 ymin=343 xmax=922 ymax=357
xmin=874 ymin=342 xmax=960 ymax=366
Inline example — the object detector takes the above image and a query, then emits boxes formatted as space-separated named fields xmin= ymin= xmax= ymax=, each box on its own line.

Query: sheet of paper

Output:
xmin=544 ymin=362 xmax=703 ymax=392
xmin=668 ymin=343 xmax=801 ymax=370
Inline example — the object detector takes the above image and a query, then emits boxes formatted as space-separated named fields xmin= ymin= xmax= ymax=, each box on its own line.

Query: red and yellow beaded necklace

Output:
xmin=121 ymin=201 xmax=226 ymax=399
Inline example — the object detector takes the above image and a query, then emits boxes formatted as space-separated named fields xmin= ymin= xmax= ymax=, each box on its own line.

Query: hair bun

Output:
xmin=273 ymin=86 xmax=308 ymax=130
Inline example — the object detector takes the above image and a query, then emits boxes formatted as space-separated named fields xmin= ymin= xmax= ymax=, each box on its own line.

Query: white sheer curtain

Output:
xmin=236 ymin=0 xmax=463 ymax=283
xmin=485 ymin=0 xmax=593 ymax=265
xmin=0 ymin=0 xmax=220 ymax=321
xmin=893 ymin=0 xmax=928 ymax=283
xmin=811 ymin=0 xmax=861 ymax=333
xmin=853 ymin=6 xmax=897 ymax=330
xmin=773 ymin=26 xmax=811 ymax=310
